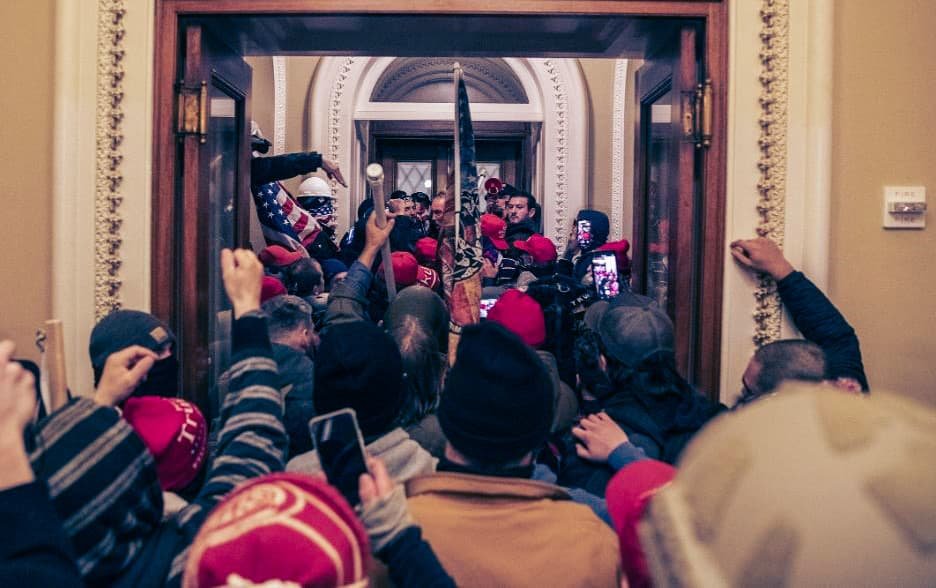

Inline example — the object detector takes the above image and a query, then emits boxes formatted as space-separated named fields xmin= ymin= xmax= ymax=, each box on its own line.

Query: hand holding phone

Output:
xmin=590 ymin=251 xmax=620 ymax=300
xmin=308 ymin=408 xmax=370 ymax=507
xmin=577 ymin=219 xmax=593 ymax=250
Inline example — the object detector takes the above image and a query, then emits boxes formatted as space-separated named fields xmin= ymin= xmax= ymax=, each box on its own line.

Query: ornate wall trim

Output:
xmin=272 ymin=56 xmax=287 ymax=155
xmin=753 ymin=0 xmax=790 ymax=346
xmin=610 ymin=59 xmax=629 ymax=240
xmin=94 ymin=0 xmax=127 ymax=319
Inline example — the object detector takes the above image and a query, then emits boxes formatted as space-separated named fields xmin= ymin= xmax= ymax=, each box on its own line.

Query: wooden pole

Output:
xmin=365 ymin=163 xmax=397 ymax=300
xmin=43 ymin=320 xmax=69 ymax=412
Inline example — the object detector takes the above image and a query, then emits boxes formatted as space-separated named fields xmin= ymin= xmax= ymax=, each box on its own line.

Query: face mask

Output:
xmin=134 ymin=354 xmax=179 ymax=398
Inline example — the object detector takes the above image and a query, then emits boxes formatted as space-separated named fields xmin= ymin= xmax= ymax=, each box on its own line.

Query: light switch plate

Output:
xmin=883 ymin=186 xmax=926 ymax=229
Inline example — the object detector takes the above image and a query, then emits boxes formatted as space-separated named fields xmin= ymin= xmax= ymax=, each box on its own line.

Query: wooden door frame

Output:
xmin=152 ymin=0 xmax=728 ymax=395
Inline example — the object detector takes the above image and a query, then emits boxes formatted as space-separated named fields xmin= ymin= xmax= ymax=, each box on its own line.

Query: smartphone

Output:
xmin=308 ymin=408 xmax=369 ymax=507
xmin=479 ymin=297 xmax=497 ymax=319
xmin=577 ymin=219 xmax=593 ymax=250
xmin=590 ymin=251 xmax=620 ymax=300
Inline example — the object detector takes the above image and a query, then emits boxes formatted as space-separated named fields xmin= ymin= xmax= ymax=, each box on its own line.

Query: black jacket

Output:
xmin=250 ymin=152 xmax=323 ymax=188
xmin=504 ymin=219 xmax=537 ymax=243
xmin=777 ymin=271 xmax=869 ymax=390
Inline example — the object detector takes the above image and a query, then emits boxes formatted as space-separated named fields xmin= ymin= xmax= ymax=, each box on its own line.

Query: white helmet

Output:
xmin=298 ymin=176 xmax=333 ymax=198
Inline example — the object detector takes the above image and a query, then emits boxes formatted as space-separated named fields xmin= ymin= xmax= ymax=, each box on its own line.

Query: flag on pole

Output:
xmin=252 ymin=181 xmax=321 ymax=253
xmin=439 ymin=63 xmax=483 ymax=359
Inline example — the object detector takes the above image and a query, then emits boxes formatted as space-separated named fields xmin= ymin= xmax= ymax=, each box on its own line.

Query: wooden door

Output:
xmin=633 ymin=25 xmax=705 ymax=389
xmin=374 ymin=136 xmax=523 ymax=197
xmin=176 ymin=22 xmax=252 ymax=416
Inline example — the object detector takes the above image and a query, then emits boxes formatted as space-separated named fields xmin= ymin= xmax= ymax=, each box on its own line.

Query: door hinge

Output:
xmin=176 ymin=81 xmax=207 ymax=143
xmin=682 ymin=78 xmax=713 ymax=149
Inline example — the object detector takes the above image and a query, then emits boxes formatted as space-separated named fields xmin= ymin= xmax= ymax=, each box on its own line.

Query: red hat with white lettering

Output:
xmin=183 ymin=473 xmax=370 ymax=588
xmin=122 ymin=397 xmax=208 ymax=491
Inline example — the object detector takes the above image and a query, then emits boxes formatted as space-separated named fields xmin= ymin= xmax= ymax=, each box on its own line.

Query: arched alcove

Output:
xmin=371 ymin=57 xmax=529 ymax=103
xmin=309 ymin=56 xmax=591 ymax=246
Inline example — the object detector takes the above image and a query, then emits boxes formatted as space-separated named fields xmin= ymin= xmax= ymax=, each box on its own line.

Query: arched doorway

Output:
xmin=309 ymin=56 xmax=590 ymax=246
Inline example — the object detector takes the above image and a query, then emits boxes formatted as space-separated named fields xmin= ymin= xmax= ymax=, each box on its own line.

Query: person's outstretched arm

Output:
xmin=730 ymin=238 xmax=869 ymax=390
xmin=0 ymin=341 xmax=83 ymax=586
xmin=167 ymin=249 xmax=289 ymax=585
xmin=324 ymin=211 xmax=396 ymax=328
xmin=250 ymin=152 xmax=346 ymax=187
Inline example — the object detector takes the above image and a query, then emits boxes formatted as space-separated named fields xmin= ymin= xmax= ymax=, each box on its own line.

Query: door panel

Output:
xmin=178 ymin=22 xmax=252 ymax=416
xmin=633 ymin=25 xmax=703 ymax=387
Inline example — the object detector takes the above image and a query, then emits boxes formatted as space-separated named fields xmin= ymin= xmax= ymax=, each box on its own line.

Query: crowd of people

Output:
xmin=3 ymin=147 xmax=935 ymax=587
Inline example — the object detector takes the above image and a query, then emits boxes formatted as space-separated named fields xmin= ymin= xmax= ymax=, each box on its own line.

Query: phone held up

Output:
xmin=308 ymin=408 xmax=370 ymax=507
xmin=479 ymin=297 xmax=497 ymax=319
xmin=576 ymin=219 xmax=593 ymax=250
xmin=590 ymin=251 xmax=620 ymax=300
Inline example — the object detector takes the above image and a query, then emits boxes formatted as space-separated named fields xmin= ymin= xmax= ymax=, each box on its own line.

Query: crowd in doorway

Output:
xmin=2 ymin=143 xmax=933 ymax=587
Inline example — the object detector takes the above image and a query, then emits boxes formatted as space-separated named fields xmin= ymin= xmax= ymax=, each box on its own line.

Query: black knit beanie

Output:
xmin=314 ymin=320 xmax=405 ymax=438
xmin=89 ymin=309 xmax=176 ymax=385
xmin=439 ymin=322 xmax=554 ymax=464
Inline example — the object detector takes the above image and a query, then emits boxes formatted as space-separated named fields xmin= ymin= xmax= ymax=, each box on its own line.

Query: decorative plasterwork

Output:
xmin=537 ymin=59 xmax=570 ymax=246
xmin=372 ymin=57 xmax=528 ymax=104
xmin=94 ymin=0 xmax=127 ymax=319
xmin=272 ymin=56 xmax=287 ymax=155
xmin=610 ymin=59 xmax=628 ymax=240
xmin=753 ymin=0 xmax=790 ymax=346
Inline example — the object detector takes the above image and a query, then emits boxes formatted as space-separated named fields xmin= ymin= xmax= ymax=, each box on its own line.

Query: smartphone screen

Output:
xmin=308 ymin=408 xmax=369 ymax=507
xmin=577 ymin=219 xmax=593 ymax=250
xmin=479 ymin=298 xmax=497 ymax=319
xmin=590 ymin=251 xmax=620 ymax=300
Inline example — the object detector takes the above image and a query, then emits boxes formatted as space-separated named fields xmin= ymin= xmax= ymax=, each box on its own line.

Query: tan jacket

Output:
xmin=406 ymin=472 xmax=621 ymax=588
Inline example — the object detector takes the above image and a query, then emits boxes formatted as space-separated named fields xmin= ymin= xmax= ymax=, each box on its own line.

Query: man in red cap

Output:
xmin=512 ymin=234 xmax=558 ymax=277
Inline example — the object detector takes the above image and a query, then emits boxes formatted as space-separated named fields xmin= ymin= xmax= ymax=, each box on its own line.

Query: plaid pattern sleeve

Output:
xmin=166 ymin=311 xmax=287 ymax=585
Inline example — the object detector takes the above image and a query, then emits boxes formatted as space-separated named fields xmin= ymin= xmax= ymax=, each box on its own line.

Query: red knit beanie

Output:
xmin=122 ymin=397 xmax=208 ymax=491
xmin=261 ymin=276 xmax=287 ymax=303
xmin=487 ymin=289 xmax=546 ymax=348
xmin=414 ymin=237 xmax=438 ymax=264
xmin=183 ymin=473 xmax=370 ymax=588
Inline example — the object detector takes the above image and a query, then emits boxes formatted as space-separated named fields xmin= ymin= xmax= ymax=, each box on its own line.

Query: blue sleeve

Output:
xmin=607 ymin=441 xmax=648 ymax=471
xmin=323 ymin=260 xmax=373 ymax=327
xmin=777 ymin=271 xmax=869 ymax=390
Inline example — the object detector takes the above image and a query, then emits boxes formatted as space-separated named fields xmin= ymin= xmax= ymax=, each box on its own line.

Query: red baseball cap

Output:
xmin=484 ymin=177 xmax=504 ymax=195
xmin=487 ymin=289 xmax=546 ymax=348
xmin=258 ymin=245 xmax=304 ymax=268
xmin=596 ymin=238 xmax=632 ymax=277
xmin=184 ymin=473 xmax=370 ymax=588
xmin=414 ymin=237 xmax=438 ymax=264
xmin=513 ymin=234 xmax=558 ymax=264
xmin=481 ymin=213 xmax=509 ymax=250
xmin=260 ymin=276 xmax=287 ymax=303
xmin=122 ymin=397 xmax=208 ymax=491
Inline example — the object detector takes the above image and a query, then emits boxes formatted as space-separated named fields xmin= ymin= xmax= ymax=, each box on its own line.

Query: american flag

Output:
xmin=439 ymin=64 xmax=483 ymax=357
xmin=252 ymin=181 xmax=322 ymax=252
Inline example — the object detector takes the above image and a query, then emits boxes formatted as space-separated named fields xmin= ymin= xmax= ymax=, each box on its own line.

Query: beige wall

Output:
xmin=0 ymin=1 xmax=55 ymax=363
xmin=579 ymin=59 xmax=615 ymax=216
xmin=829 ymin=0 xmax=936 ymax=405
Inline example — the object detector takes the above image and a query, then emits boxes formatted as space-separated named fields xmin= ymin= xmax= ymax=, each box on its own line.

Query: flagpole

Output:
xmin=453 ymin=62 xmax=462 ymax=249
